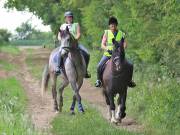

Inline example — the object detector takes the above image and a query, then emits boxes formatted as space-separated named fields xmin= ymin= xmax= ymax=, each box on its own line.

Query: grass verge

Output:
xmin=0 ymin=59 xmax=16 ymax=71
xmin=0 ymin=77 xmax=38 ymax=135
xmin=0 ymin=45 xmax=20 ymax=55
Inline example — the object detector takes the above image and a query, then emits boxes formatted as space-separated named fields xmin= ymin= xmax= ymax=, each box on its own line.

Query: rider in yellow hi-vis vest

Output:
xmin=95 ymin=16 xmax=136 ymax=87
xmin=103 ymin=29 xmax=125 ymax=57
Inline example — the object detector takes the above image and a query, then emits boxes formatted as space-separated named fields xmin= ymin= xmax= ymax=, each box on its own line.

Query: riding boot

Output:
xmin=128 ymin=80 xmax=136 ymax=88
xmin=81 ymin=50 xmax=91 ymax=78
xmin=84 ymin=54 xmax=91 ymax=78
xmin=95 ymin=69 xmax=102 ymax=87
xmin=55 ymin=54 xmax=62 ymax=74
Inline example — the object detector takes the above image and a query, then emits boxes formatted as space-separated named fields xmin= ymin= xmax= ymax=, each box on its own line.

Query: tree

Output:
xmin=0 ymin=29 xmax=11 ymax=43
xmin=15 ymin=22 xmax=35 ymax=39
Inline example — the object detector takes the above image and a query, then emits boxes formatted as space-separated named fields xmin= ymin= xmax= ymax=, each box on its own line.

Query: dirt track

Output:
xmin=0 ymin=47 xmax=143 ymax=134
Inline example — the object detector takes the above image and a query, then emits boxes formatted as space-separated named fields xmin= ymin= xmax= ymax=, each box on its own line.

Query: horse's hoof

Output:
xmin=54 ymin=108 xmax=59 ymax=112
xmin=117 ymin=118 xmax=122 ymax=123
xmin=120 ymin=112 xmax=126 ymax=119
xmin=55 ymin=111 xmax=59 ymax=114
xmin=79 ymin=110 xmax=85 ymax=114
xmin=111 ymin=118 xmax=118 ymax=124
xmin=70 ymin=111 xmax=75 ymax=115
xmin=78 ymin=109 xmax=85 ymax=114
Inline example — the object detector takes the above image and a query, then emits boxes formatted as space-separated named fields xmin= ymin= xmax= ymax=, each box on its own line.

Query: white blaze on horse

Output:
xmin=41 ymin=27 xmax=86 ymax=114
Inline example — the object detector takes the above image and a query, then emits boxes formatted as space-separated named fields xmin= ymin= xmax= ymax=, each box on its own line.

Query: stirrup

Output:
xmin=95 ymin=80 xmax=102 ymax=87
xmin=55 ymin=67 xmax=61 ymax=74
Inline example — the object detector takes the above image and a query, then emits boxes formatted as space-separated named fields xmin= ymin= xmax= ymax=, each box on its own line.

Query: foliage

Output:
xmin=0 ymin=29 xmax=11 ymax=43
xmin=126 ymin=69 xmax=180 ymax=135
xmin=14 ymin=22 xmax=35 ymax=40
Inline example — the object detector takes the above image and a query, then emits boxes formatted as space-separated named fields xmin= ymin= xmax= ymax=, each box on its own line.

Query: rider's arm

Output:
xmin=76 ymin=23 xmax=81 ymax=40
xmin=123 ymin=38 xmax=127 ymax=49
xmin=58 ymin=32 xmax=61 ymax=41
xmin=122 ymin=32 xmax=127 ymax=49
xmin=101 ymin=33 xmax=108 ymax=51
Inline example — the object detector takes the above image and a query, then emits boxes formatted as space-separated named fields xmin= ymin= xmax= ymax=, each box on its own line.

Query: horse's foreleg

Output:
xmin=116 ymin=90 xmax=127 ymax=120
xmin=108 ymin=93 xmax=118 ymax=123
xmin=58 ymin=79 xmax=69 ymax=112
xmin=116 ymin=94 xmax=122 ymax=122
xmin=120 ymin=90 xmax=127 ymax=119
xmin=71 ymin=83 xmax=84 ymax=113
xmin=70 ymin=95 xmax=76 ymax=114
xmin=51 ymin=74 xmax=58 ymax=111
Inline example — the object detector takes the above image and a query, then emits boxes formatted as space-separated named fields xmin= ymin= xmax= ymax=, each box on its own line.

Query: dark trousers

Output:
xmin=97 ymin=55 xmax=110 ymax=80
xmin=79 ymin=44 xmax=90 ymax=69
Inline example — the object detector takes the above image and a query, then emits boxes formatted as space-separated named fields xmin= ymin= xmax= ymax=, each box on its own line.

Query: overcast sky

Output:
xmin=0 ymin=0 xmax=51 ymax=33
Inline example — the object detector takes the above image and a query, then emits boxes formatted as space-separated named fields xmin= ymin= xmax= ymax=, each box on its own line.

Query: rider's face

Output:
xmin=109 ymin=24 xmax=117 ymax=32
xmin=65 ymin=16 xmax=73 ymax=24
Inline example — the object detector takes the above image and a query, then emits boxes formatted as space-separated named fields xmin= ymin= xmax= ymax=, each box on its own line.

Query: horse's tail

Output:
xmin=41 ymin=64 xmax=50 ymax=97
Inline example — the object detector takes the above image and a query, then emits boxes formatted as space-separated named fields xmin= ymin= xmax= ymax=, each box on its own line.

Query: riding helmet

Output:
xmin=64 ymin=11 xmax=73 ymax=17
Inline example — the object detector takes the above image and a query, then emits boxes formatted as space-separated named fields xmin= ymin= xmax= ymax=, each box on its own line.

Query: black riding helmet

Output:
xmin=109 ymin=16 xmax=118 ymax=25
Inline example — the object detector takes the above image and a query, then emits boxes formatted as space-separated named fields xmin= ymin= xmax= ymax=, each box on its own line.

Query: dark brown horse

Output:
xmin=102 ymin=38 xmax=133 ymax=123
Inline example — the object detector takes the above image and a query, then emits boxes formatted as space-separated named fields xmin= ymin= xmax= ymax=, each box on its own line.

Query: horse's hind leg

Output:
xmin=104 ymin=91 xmax=111 ymax=120
xmin=58 ymin=78 xmax=69 ymax=112
xmin=51 ymin=74 xmax=58 ymax=111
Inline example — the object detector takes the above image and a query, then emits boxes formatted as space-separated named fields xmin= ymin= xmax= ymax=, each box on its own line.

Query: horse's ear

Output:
xmin=112 ymin=38 xmax=119 ymax=49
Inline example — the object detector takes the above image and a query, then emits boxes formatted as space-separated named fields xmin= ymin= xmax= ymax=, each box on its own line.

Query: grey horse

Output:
xmin=41 ymin=27 xmax=86 ymax=114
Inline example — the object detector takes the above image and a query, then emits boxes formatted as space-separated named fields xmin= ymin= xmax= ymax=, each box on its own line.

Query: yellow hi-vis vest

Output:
xmin=104 ymin=30 xmax=125 ymax=57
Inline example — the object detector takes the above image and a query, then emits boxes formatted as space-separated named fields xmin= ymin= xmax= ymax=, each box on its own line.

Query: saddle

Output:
xmin=53 ymin=51 xmax=67 ymax=70
xmin=100 ymin=60 xmax=110 ymax=80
